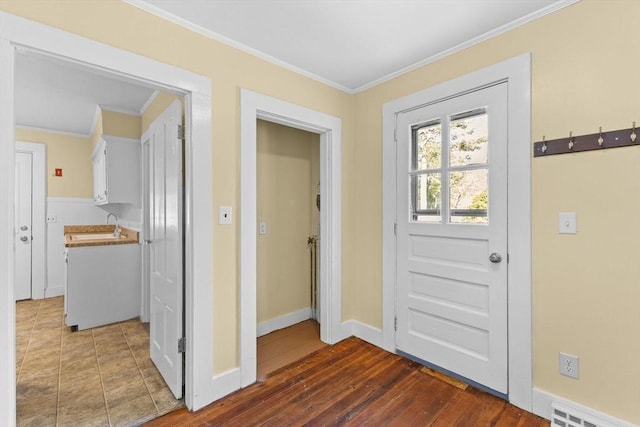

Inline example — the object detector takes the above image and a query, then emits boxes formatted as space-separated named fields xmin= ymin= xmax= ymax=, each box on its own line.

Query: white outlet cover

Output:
xmin=559 ymin=352 xmax=579 ymax=379
xmin=219 ymin=206 xmax=232 ymax=225
xmin=558 ymin=212 xmax=577 ymax=234
xmin=259 ymin=222 xmax=267 ymax=235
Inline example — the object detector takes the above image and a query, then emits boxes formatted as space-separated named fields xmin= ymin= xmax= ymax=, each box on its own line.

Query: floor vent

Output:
xmin=551 ymin=402 xmax=611 ymax=427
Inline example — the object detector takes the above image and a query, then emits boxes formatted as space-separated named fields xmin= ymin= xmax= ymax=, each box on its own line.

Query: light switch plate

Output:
xmin=559 ymin=212 xmax=577 ymax=234
xmin=219 ymin=206 xmax=232 ymax=225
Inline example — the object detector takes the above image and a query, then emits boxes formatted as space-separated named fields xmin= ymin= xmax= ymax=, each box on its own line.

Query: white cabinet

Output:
xmin=65 ymin=244 xmax=141 ymax=330
xmin=92 ymin=135 xmax=141 ymax=205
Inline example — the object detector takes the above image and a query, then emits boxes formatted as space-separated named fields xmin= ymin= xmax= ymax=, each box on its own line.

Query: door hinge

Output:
xmin=177 ymin=125 xmax=185 ymax=141
xmin=178 ymin=337 xmax=186 ymax=353
xmin=394 ymin=128 xmax=398 ymax=142
xmin=394 ymin=317 xmax=398 ymax=331
xmin=394 ymin=223 xmax=397 ymax=235
xmin=507 ymin=253 xmax=510 ymax=264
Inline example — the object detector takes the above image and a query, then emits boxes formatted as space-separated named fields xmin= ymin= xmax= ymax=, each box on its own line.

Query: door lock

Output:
xmin=20 ymin=236 xmax=29 ymax=242
xmin=489 ymin=252 xmax=502 ymax=263
xmin=20 ymin=225 xmax=28 ymax=231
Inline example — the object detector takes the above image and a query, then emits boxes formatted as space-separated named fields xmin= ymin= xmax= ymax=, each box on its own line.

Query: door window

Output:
xmin=410 ymin=108 xmax=489 ymax=224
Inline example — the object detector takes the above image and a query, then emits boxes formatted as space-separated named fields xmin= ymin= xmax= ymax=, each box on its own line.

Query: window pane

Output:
xmin=411 ymin=173 xmax=441 ymax=223
xmin=449 ymin=169 xmax=488 ymax=224
xmin=450 ymin=112 xmax=488 ymax=167
xmin=413 ymin=122 xmax=441 ymax=170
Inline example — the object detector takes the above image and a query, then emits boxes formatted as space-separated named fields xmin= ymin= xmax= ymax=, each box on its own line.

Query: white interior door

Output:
xmin=147 ymin=99 xmax=184 ymax=399
xmin=14 ymin=151 xmax=33 ymax=301
xmin=395 ymin=83 xmax=508 ymax=393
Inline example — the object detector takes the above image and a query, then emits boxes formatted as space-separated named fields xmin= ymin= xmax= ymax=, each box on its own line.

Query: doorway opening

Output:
xmin=0 ymin=13 xmax=214 ymax=426
xmin=13 ymin=49 xmax=186 ymax=426
xmin=240 ymin=89 xmax=345 ymax=387
xmin=255 ymin=120 xmax=326 ymax=378
xmin=14 ymin=142 xmax=46 ymax=302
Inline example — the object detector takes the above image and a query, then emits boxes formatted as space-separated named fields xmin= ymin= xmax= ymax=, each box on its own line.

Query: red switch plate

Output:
xmin=55 ymin=168 xmax=63 ymax=177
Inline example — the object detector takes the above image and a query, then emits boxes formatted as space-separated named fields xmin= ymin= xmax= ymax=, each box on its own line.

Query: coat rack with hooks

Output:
xmin=533 ymin=122 xmax=638 ymax=157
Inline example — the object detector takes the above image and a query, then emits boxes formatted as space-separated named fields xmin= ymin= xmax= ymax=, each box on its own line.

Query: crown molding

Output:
xmin=124 ymin=0 xmax=580 ymax=94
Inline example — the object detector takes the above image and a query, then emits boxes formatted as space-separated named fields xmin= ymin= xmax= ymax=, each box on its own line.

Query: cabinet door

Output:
xmin=92 ymin=145 xmax=107 ymax=204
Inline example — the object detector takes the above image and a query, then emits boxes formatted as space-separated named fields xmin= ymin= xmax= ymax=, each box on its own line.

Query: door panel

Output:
xmin=15 ymin=151 xmax=32 ymax=301
xmin=148 ymin=99 xmax=184 ymax=399
xmin=396 ymin=83 xmax=508 ymax=393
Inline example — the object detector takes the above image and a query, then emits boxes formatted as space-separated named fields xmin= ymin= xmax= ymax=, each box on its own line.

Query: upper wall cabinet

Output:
xmin=92 ymin=135 xmax=141 ymax=206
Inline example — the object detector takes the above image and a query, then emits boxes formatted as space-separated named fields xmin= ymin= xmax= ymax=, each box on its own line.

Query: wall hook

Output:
xmin=541 ymin=136 xmax=547 ymax=153
xmin=568 ymin=131 xmax=574 ymax=150
xmin=631 ymin=121 xmax=637 ymax=142
xmin=597 ymin=127 xmax=604 ymax=146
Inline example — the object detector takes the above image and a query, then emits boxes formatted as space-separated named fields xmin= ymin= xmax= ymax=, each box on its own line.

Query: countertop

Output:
xmin=64 ymin=225 xmax=139 ymax=248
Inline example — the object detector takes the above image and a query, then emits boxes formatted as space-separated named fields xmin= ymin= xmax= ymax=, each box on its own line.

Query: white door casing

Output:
xmin=240 ymin=89 xmax=344 ymax=387
xmin=148 ymin=99 xmax=184 ymax=399
xmin=395 ymin=83 xmax=508 ymax=393
xmin=0 ymin=13 xmax=213 ymax=424
xmin=14 ymin=150 xmax=32 ymax=301
xmin=382 ymin=54 xmax=531 ymax=410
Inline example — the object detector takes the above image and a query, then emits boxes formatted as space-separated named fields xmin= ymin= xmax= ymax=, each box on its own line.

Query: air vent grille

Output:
xmin=551 ymin=403 xmax=608 ymax=427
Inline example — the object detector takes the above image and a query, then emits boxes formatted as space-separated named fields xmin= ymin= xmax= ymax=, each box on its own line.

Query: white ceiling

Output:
xmin=15 ymin=51 xmax=157 ymax=136
xmin=14 ymin=0 xmax=577 ymax=135
xmin=131 ymin=0 xmax=577 ymax=92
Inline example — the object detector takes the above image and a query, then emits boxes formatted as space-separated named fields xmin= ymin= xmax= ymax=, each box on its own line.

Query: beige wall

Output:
xmin=256 ymin=120 xmax=319 ymax=323
xmin=5 ymin=0 xmax=638 ymax=422
xmin=0 ymin=0 xmax=354 ymax=374
xmin=101 ymin=109 xmax=141 ymax=140
xmin=90 ymin=109 xmax=103 ymax=150
xmin=141 ymin=92 xmax=182 ymax=133
xmin=15 ymin=128 xmax=93 ymax=198
xmin=353 ymin=0 xmax=640 ymax=423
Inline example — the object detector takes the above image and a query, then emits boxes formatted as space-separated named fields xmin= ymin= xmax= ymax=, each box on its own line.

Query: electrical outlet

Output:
xmin=259 ymin=222 xmax=267 ymax=235
xmin=559 ymin=352 xmax=579 ymax=379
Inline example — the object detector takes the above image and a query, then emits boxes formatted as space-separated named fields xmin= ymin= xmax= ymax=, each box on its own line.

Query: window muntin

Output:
xmin=410 ymin=108 xmax=489 ymax=224
xmin=410 ymin=121 xmax=442 ymax=222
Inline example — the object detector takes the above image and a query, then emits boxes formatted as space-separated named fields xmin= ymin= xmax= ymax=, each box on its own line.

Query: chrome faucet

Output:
xmin=106 ymin=213 xmax=121 ymax=237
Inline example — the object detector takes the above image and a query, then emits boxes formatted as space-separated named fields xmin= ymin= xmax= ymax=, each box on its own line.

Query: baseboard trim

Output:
xmin=44 ymin=285 xmax=64 ymax=298
xmin=210 ymin=368 xmax=242 ymax=403
xmin=344 ymin=320 xmax=383 ymax=348
xmin=532 ymin=387 xmax=636 ymax=427
xmin=257 ymin=308 xmax=311 ymax=337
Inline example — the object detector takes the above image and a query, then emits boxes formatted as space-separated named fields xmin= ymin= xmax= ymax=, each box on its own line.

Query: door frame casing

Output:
xmin=240 ymin=89 xmax=345 ymax=387
xmin=0 ymin=12 xmax=214 ymax=424
xmin=15 ymin=142 xmax=46 ymax=300
xmin=382 ymin=53 xmax=532 ymax=410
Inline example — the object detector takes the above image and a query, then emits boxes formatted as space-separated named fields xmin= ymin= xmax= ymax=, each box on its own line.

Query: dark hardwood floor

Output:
xmin=146 ymin=337 xmax=549 ymax=426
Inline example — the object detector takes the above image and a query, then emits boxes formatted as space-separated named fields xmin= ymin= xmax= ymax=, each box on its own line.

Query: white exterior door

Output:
xmin=395 ymin=83 xmax=508 ymax=393
xmin=14 ymin=151 xmax=33 ymax=301
xmin=147 ymin=99 xmax=184 ymax=399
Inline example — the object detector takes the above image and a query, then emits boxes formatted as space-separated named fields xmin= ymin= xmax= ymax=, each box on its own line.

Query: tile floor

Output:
xmin=16 ymin=297 xmax=183 ymax=427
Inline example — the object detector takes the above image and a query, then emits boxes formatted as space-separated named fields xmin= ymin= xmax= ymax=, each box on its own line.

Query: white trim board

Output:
xmin=257 ymin=308 xmax=312 ymax=338
xmin=381 ymin=53 xmax=532 ymax=411
xmin=240 ymin=89 xmax=345 ymax=388
xmin=0 ymin=12 xmax=213 ymax=425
